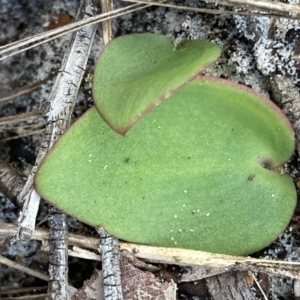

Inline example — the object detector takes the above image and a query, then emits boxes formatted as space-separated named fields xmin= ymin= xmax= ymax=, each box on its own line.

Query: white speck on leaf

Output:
xmin=184 ymin=190 xmax=187 ymax=193
xmin=206 ymin=213 xmax=210 ymax=217
xmin=174 ymin=215 xmax=177 ymax=218
xmin=104 ymin=165 xmax=108 ymax=170
xmin=271 ymin=194 xmax=275 ymax=197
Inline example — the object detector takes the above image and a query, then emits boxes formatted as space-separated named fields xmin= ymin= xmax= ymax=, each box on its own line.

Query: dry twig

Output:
xmin=123 ymin=0 xmax=300 ymax=19
xmin=2 ymin=222 xmax=300 ymax=281
xmin=0 ymin=3 xmax=149 ymax=61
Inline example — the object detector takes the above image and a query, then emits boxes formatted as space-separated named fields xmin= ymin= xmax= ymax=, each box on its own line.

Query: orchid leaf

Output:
xmin=35 ymin=76 xmax=296 ymax=255
xmin=92 ymin=33 xmax=221 ymax=134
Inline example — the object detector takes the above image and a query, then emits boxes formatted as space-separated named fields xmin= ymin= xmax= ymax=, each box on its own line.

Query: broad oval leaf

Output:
xmin=92 ymin=33 xmax=221 ymax=134
xmin=35 ymin=77 xmax=296 ymax=255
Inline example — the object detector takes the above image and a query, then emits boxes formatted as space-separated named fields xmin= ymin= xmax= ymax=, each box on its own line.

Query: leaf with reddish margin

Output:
xmin=92 ymin=33 xmax=221 ymax=134
xmin=35 ymin=76 xmax=296 ymax=255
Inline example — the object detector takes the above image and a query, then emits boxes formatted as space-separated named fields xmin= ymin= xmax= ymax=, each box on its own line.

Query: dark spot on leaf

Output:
xmin=248 ymin=174 xmax=255 ymax=181
xmin=124 ymin=157 xmax=130 ymax=164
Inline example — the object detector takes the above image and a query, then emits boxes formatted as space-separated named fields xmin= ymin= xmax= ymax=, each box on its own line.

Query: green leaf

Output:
xmin=92 ymin=33 xmax=221 ymax=134
xmin=35 ymin=77 xmax=296 ymax=255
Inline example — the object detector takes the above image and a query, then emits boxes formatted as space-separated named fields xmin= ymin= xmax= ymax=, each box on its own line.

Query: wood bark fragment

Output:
xmin=13 ymin=0 xmax=97 ymax=243
xmin=206 ymin=271 xmax=256 ymax=300
xmin=71 ymin=269 xmax=104 ymax=300
xmin=48 ymin=207 xmax=68 ymax=300
xmin=0 ymin=163 xmax=25 ymax=208
xmin=268 ymin=75 xmax=300 ymax=153
xmin=97 ymin=228 xmax=123 ymax=300
xmin=120 ymin=254 xmax=176 ymax=299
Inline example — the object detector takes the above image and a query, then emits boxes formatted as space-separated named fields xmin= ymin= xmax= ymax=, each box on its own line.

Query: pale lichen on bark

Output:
xmin=13 ymin=0 xmax=98 ymax=244
xmin=48 ymin=208 xmax=68 ymax=300
xmin=97 ymin=228 xmax=123 ymax=300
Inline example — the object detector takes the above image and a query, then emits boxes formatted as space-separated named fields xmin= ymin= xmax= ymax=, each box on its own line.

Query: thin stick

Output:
xmin=0 ymin=294 xmax=48 ymax=300
xmin=124 ymin=0 xmax=300 ymax=19
xmin=2 ymin=222 xmax=300 ymax=279
xmin=0 ymin=129 xmax=45 ymax=142
xmin=202 ymin=0 xmax=300 ymax=18
xmin=0 ymin=286 xmax=47 ymax=295
xmin=97 ymin=228 xmax=123 ymax=299
xmin=250 ymin=272 xmax=269 ymax=300
xmin=0 ymin=254 xmax=48 ymax=281
xmin=120 ymin=243 xmax=300 ymax=280
xmin=0 ymin=80 xmax=47 ymax=104
xmin=0 ymin=4 xmax=149 ymax=61
xmin=0 ymin=110 xmax=43 ymax=126
xmin=101 ymin=0 xmax=114 ymax=45
xmin=0 ymin=222 xmax=100 ymax=251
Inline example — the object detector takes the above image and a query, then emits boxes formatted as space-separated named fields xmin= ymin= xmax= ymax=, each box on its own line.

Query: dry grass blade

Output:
xmin=0 ymin=80 xmax=48 ymax=104
xmin=123 ymin=0 xmax=300 ymax=19
xmin=0 ymin=3 xmax=149 ymax=61
xmin=0 ymin=110 xmax=43 ymax=126
xmin=203 ymin=0 xmax=300 ymax=17
xmin=0 ymin=254 xmax=48 ymax=281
